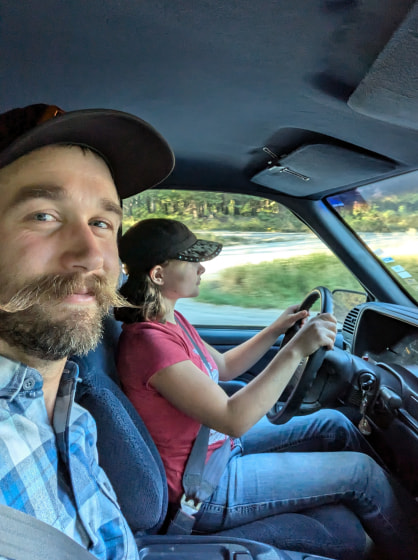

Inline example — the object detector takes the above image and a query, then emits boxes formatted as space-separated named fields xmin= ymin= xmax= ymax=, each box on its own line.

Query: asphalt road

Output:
xmin=176 ymin=299 xmax=282 ymax=326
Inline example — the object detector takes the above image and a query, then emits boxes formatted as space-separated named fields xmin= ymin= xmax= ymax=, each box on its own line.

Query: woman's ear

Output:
xmin=149 ymin=264 xmax=165 ymax=285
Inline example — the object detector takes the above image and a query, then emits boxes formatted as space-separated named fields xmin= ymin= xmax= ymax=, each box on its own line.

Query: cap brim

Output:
xmin=177 ymin=239 xmax=222 ymax=262
xmin=0 ymin=109 xmax=174 ymax=199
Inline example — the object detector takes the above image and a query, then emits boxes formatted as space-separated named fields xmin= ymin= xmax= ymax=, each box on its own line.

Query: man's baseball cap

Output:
xmin=0 ymin=103 xmax=174 ymax=199
xmin=119 ymin=218 xmax=222 ymax=273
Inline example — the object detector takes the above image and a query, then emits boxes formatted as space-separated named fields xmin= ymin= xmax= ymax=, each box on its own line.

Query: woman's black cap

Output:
xmin=119 ymin=218 xmax=222 ymax=273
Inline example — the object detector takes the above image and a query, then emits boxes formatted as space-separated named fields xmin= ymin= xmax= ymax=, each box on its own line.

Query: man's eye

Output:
xmin=90 ymin=219 xmax=111 ymax=229
xmin=34 ymin=212 xmax=55 ymax=222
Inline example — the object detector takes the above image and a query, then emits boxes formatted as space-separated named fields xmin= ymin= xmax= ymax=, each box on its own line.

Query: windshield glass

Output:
xmin=326 ymin=172 xmax=418 ymax=304
xmin=123 ymin=189 xmax=364 ymax=327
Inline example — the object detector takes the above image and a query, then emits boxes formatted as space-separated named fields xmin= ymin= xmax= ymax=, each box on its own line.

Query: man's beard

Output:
xmin=0 ymin=272 xmax=129 ymax=361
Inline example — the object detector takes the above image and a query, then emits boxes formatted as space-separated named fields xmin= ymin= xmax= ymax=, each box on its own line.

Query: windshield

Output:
xmin=327 ymin=172 xmax=418 ymax=305
xmin=123 ymin=189 xmax=364 ymax=327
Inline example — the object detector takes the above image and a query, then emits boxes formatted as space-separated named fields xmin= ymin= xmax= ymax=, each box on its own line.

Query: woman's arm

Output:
xmin=206 ymin=305 xmax=308 ymax=381
xmin=149 ymin=313 xmax=336 ymax=437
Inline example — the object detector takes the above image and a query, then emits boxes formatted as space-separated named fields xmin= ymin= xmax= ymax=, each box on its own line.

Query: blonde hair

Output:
xmin=114 ymin=263 xmax=169 ymax=323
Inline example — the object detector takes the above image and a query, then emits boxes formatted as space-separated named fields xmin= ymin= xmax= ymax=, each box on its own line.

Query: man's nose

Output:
xmin=60 ymin=223 xmax=104 ymax=272
xmin=198 ymin=263 xmax=205 ymax=275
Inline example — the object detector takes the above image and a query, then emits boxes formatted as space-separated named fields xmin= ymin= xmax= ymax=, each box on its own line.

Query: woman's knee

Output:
xmin=319 ymin=408 xmax=352 ymax=428
xmin=341 ymin=452 xmax=384 ymax=489
xmin=305 ymin=409 xmax=357 ymax=450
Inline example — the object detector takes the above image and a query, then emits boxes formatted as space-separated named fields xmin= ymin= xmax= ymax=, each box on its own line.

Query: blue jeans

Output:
xmin=194 ymin=410 xmax=418 ymax=559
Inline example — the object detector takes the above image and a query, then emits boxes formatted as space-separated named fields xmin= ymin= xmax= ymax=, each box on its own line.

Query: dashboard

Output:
xmin=342 ymin=302 xmax=418 ymax=370
xmin=340 ymin=302 xmax=418 ymax=494
xmin=373 ymin=333 xmax=418 ymax=370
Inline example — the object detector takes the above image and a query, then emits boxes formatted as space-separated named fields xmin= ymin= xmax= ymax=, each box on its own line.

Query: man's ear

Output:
xmin=149 ymin=264 xmax=165 ymax=285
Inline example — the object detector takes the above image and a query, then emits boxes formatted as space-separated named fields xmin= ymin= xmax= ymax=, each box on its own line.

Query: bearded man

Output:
xmin=0 ymin=103 xmax=174 ymax=559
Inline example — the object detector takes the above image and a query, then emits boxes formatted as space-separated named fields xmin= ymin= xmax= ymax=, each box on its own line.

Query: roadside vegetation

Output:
xmin=123 ymin=189 xmax=418 ymax=234
xmin=122 ymin=189 xmax=418 ymax=307
xmin=123 ymin=190 xmax=310 ymax=234
xmin=196 ymin=254 xmax=418 ymax=308
xmin=196 ymin=254 xmax=360 ymax=309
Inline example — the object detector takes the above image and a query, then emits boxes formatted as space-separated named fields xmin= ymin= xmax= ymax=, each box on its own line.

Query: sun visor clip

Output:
xmin=262 ymin=147 xmax=310 ymax=182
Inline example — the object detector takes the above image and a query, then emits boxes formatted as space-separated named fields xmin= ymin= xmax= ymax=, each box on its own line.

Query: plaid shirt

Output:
xmin=0 ymin=355 xmax=139 ymax=560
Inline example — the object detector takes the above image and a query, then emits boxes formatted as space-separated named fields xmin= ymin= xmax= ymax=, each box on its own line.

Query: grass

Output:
xmin=196 ymin=253 xmax=418 ymax=309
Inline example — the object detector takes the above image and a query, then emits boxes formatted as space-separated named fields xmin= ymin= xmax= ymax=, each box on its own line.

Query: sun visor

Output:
xmin=250 ymin=143 xmax=396 ymax=197
xmin=348 ymin=2 xmax=418 ymax=130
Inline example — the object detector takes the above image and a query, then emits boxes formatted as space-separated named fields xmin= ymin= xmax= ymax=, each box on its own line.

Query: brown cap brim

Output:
xmin=0 ymin=108 xmax=175 ymax=199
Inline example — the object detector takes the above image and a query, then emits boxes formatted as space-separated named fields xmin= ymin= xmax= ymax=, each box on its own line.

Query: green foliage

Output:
xmin=123 ymin=188 xmax=418 ymax=235
xmin=337 ymin=193 xmax=418 ymax=233
xmin=197 ymin=253 xmax=364 ymax=309
xmin=197 ymin=253 xmax=418 ymax=309
xmin=122 ymin=190 xmax=308 ymax=234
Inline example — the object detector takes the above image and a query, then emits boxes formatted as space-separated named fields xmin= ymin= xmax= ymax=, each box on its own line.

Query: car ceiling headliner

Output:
xmin=1 ymin=0 xmax=417 ymax=195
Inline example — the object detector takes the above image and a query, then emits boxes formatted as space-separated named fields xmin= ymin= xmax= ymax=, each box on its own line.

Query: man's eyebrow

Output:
xmin=6 ymin=184 xmax=123 ymax=220
xmin=6 ymin=185 xmax=65 ymax=210
xmin=102 ymin=198 xmax=123 ymax=221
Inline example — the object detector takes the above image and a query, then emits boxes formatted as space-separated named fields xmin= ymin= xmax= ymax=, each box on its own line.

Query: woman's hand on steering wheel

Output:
xmin=289 ymin=313 xmax=337 ymax=358
xmin=270 ymin=305 xmax=310 ymax=337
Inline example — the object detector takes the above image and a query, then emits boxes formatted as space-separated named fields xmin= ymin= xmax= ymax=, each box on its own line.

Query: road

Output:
xmin=176 ymin=299 xmax=282 ymax=326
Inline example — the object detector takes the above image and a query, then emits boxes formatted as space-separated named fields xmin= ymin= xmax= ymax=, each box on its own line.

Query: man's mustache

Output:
xmin=0 ymin=272 xmax=131 ymax=313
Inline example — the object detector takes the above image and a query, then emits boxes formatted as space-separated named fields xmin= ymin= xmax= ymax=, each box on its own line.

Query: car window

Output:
xmin=123 ymin=189 xmax=364 ymax=327
xmin=327 ymin=172 xmax=418 ymax=305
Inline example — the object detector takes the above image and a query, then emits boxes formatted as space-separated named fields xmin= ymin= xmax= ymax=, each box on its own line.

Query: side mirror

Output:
xmin=332 ymin=289 xmax=367 ymax=325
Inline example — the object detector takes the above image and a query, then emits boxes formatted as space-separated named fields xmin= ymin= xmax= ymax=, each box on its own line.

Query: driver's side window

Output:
xmin=122 ymin=189 xmax=362 ymax=327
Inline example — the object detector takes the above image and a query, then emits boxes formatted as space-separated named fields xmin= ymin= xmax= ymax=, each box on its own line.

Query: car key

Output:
xmin=358 ymin=388 xmax=372 ymax=436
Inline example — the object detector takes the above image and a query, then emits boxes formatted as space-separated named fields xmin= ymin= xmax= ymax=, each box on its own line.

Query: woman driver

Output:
xmin=115 ymin=218 xmax=418 ymax=560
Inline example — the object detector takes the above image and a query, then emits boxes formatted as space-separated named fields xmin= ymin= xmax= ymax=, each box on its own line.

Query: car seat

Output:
xmin=73 ymin=315 xmax=368 ymax=560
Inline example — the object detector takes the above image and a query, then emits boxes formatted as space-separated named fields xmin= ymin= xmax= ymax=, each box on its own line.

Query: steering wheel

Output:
xmin=267 ymin=286 xmax=333 ymax=425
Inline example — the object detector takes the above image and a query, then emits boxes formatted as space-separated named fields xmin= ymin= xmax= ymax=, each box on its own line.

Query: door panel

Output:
xmin=197 ymin=327 xmax=282 ymax=383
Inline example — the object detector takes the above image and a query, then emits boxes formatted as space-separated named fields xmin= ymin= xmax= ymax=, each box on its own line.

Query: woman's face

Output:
xmin=158 ymin=259 xmax=205 ymax=301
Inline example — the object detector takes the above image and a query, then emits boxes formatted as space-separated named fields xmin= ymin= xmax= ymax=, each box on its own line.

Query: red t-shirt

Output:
xmin=116 ymin=311 xmax=229 ymax=503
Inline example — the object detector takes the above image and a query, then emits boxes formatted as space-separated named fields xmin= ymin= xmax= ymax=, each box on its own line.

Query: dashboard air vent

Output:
xmin=343 ymin=306 xmax=361 ymax=336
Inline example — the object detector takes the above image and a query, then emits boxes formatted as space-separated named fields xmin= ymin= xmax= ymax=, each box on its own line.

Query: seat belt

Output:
xmin=167 ymin=424 xmax=231 ymax=534
xmin=0 ymin=504 xmax=97 ymax=560
xmin=167 ymin=318 xmax=232 ymax=534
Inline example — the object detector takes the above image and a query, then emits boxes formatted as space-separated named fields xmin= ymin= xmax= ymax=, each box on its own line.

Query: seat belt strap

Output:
xmin=166 ymin=433 xmax=231 ymax=535
xmin=182 ymin=423 xmax=210 ymax=497
xmin=183 ymin=426 xmax=231 ymax=504
xmin=167 ymin=317 xmax=232 ymax=534
xmin=0 ymin=504 xmax=97 ymax=560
